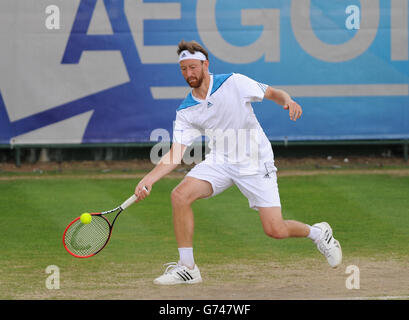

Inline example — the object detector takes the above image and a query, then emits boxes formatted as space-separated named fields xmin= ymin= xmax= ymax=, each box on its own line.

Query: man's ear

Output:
xmin=202 ymin=60 xmax=209 ymax=72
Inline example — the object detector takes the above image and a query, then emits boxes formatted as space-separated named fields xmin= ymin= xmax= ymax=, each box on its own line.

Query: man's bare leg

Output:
xmin=171 ymin=177 xmax=213 ymax=266
xmin=153 ymin=177 xmax=212 ymax=285
xmin=258 ymin=206 xmax=342 ymax=267
xmin=258 ymin=206 xmax=310 ymax=239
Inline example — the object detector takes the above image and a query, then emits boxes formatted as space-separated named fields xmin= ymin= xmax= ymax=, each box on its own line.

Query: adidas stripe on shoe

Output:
xmin=313 ymin=222 xmax=342 ymax=268
xmin=153 ymin=262 xmax=202 ymax=285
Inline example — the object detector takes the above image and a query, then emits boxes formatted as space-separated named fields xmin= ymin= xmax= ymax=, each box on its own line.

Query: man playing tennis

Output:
xmin=135 ymin=40 xmax=342 ymax=285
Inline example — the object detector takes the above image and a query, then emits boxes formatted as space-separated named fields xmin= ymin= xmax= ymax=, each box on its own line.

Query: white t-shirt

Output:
xmin=173 ymin=73 xmax=275 ymax=175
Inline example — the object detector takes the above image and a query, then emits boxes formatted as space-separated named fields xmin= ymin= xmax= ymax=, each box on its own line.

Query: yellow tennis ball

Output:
xmin=80 ymin=213 xmax=92 ymax=224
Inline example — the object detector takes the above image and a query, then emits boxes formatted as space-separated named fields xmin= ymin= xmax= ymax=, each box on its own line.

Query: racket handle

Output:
xmin=120 ymin=186 xmax=148 ymax=210
xmin=120 ymin=195 xmax=137 ymax=210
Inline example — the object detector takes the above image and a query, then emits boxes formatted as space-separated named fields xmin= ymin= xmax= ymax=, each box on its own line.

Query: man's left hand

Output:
xmin=283 ymin=100 xmax=302 ymax=121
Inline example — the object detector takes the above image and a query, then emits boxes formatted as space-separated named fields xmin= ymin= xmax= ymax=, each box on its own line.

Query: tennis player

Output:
xmin=135 ymin=40 xmax=342 ymax=285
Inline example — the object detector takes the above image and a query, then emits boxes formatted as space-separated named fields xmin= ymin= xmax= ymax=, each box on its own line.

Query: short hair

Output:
xmin=177 ymin=40 xmax=209 ymax=60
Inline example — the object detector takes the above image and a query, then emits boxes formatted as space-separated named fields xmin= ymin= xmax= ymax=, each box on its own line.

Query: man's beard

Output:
xmin=186 ymin=70 xmax=204 ymax=88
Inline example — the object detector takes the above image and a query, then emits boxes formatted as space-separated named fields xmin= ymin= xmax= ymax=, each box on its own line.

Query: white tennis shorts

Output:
xmin=186 ymin=161 xmax=281 ymax=210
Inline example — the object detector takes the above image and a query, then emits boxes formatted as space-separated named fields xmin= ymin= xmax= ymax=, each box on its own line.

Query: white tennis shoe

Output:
xmin=313 ymin=222 xmax=342 ymax=268
xmin=153 ymin=262 xmax=202 ymax=285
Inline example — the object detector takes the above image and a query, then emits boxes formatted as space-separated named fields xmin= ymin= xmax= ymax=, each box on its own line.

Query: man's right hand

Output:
xmin=135 ymin=181 xmax=151 ymax=202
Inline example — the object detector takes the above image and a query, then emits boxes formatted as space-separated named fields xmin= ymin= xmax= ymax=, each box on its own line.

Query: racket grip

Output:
xmin=120 ymin=187 xmax=148 ymax=210
xmin=120 ymin=194 xmax=137 ymax=210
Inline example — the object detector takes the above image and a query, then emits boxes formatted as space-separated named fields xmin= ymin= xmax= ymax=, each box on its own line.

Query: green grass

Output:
xmin=0 ymin=173 xmax=408 ymax=298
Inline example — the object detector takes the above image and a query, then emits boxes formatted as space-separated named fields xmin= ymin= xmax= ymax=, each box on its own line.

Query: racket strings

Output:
xmin=64 ymin=215 xmax=110 ymax=257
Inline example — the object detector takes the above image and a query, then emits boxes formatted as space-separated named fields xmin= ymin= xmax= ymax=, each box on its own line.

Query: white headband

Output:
xmin=178 ymin=50 xmax=207 ymax=62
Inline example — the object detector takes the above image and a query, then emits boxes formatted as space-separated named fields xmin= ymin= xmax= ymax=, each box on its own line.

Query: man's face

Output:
xmin=180 ymin=59 xmax=207 ymax=88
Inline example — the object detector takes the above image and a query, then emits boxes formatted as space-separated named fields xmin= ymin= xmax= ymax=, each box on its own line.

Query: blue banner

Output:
xmin=0 ymin=0 xmax=408 ymax=145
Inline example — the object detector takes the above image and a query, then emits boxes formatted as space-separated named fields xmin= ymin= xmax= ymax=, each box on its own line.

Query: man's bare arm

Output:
xmin=134 ymin=142 xmax=187 ymax=201
xmin=264 ymin=86 xmax=302 ymax=121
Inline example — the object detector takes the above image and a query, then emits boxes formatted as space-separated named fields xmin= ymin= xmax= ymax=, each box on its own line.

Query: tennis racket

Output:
xmin=63 ymin=187 xmax=148 ymax=258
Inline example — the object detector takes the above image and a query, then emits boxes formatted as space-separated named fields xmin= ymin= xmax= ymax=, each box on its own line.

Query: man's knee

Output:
xmin=171 ymin=187 xmax=190 ymax=207
xmin=263 ymin=225 xmax=288 ymax=239
xmin=259 ymin=207 xmax=288 ymax=239
xmin=171 ymin=178 xmax=213 ymax=208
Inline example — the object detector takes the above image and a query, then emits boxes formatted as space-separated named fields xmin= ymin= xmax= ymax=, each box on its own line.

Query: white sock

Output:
xmin=307 ymin=225 xmax=322 ymax=243
xmin=178 ymin=247 xmax=195 ymax=269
